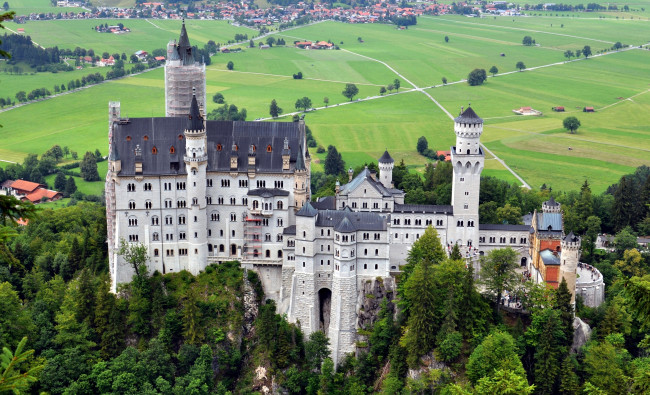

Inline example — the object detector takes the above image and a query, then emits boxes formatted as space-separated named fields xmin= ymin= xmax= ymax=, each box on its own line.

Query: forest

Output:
xmin=1 ymin=157 xmax=649 ymax=393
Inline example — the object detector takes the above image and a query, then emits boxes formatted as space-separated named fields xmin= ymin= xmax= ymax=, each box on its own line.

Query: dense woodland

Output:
xmin=1 ymin=154 xmax=650 ymax=393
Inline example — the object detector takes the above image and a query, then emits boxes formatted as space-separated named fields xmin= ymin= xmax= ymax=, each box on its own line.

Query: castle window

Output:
xmin=143 ymin=135 xmax=149 ymax=141
xmin=277 ymin=201 xmax=283 ymax=210
xmin=179 ymin=232 xmax=186 ymax=240
xmin=127 ymin=183 xmax=135 ymax=192
xmin=230 ymin=213 xmax=237 ymax=222
xmin=126 ymin=136 xmax=131 ymax=141
xmin=375 ymin=264 xmax=378 ymax=270
xmin=479 ymin=236 xmax=485 ymax=243
xmin=267 ymin=145 xmax=272 ymax=152
xmin=211 ymin=212 xmax=219 ymax=221
xmin=364 ymin=264 xmax=367 ymax=269
xmin=217 ymin=144 xmax=222 ymax=151
xmin=178 ymin=215 xmax=186 ymax=225
xmin=128 ymin=217 xmax=138 ymax=227
xmin=278 ymin=250 xmax=283 ymax=258
xmin=364 ymin=249 xmax=367 ymax=256
xmin=465 ymin=191 xmax=469 ymax=196
xmin=192 ymin=197 xmax=198 ymax=205
xmin=500 ymin=237 xmax=506 ymax=243
xmin=520 ymin=238 xmax=527 ymax=244
xmin=464 ymin=204 xmax=469 ymax=210
xmin=178 ymin=134 xmax=183 ymax=140
xmin=489 ymin=237 xmax=496 ymax=243
xmin=375 ymin=249 xmax=379 ymax=256
xmin=206 ymin=197 xmax=212 ymax=204
xmin=207 ymin=179 xmax=212 ymax=187
xmin=170 ymin=146 xmax=175 ymax=154
xmin=145 ymin=200 xmax=152 ymax=209
xmin=128 ymin=234 xmax=139 ymax=242
xmin=510 ymin=237 xmax=516 ymax=244
xmin=151 ymin=216 xmax=159 ymax=225
xmin=128 ymin=201 xmax=136 ymax=209
xmin=154 ymin=249 xmax=159 ymax=256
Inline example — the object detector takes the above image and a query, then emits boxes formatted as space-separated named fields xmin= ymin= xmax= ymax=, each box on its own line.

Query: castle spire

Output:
xmin=177 ymin=18 xmax=194 ymax=65
xmin=295 ymin=144 xmax=306 ymax=171
xmin=187 ymin=90 xmax=204 ymax=131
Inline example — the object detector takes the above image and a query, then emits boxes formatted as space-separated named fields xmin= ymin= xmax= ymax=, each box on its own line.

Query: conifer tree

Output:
xmin=533 ymin=309 xmax=565 ymax=394
xmin=401 ymin=255 xmax=437 ymax=367
xmin=559 ymin=355 xmax=580 ymax=395
xmin=54 ymin=172 xmax=66 ymax=191
xmin=450 ymin=243 xmax=462 ymax=260
xmin=554 ymin=278 xmax=574 ymax=348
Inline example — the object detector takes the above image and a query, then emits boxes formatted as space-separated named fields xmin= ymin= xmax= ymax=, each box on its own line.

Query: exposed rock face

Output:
xmin=357 ymin=277 xmax=395 ymax=329
xmin=243 ymin=272 xmax=259 ymax=337
xmin=408 ymin=354 xmax=449 ymax=382
xmin=571 ymin=316 xmax=592 ymax=353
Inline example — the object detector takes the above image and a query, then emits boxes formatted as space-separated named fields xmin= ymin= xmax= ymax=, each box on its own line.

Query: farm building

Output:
xmin=513 ymin=106 xmax=542 ymax=116
xmin=552 ymin=106 xmax=565 ymax=112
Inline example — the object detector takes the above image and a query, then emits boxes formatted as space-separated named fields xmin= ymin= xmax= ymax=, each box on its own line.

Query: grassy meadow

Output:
xmin=6 ymin=19 xmax=256 ymax=55
xmin=2 ymin=14 xmax=650 ymax=195
xmin=6 ymin=0 xmax=83 ymax=15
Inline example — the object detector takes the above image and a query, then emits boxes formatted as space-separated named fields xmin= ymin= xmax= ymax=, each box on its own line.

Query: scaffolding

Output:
xmin=165 ymin=62 xmax=206 ymax=118
xmin=243 ymin=213 xmax=262 ymax=259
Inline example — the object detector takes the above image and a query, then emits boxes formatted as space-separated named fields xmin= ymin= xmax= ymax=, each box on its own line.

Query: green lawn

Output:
xmin=6 ymin=0 xmax=83 ymax=15
xmin=6 ymin=19 xmax=256 ymax=55
xmin=43 ymin=160 xmax=106 ymax=196
xmin=2 ymin=15 xmax=650 ymax=197
xmin=0 ymin=65 xmax=116 ymax=106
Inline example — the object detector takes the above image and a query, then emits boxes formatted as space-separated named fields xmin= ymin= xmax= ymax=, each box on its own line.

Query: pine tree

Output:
xmin=554 ymin=278 xmax=574 ymax=348
xmin=64 ymin=176 xmax=77 ymax=197
xmin=80 ymin=151 xmax=100 ymax=181
xmin=54 ymin=172 xmax=66 ymax=191
xmin=559 ymin=355 xmax=580 ymax=394
xmin=401 ymin=256 xmax=437 ymax=367
xmin=450 ymin=244 xmax=462 ymax=260
xmin=324 ymin=145 xmax=345 ymax=176
xmin=76 ymin=268 xmax=96 ymax=326
xmin=269 ymin=99 xmax=282 ymax=118
xmin=533 ymin=309 xmax=565 ymax=394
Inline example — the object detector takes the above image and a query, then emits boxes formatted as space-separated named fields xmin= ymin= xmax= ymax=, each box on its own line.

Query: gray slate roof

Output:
xmin=540 ymin=249 xmax=561 ymax=266
xmin=545 ymin=196 xmax=559 ymax=207
xmin=312 ymin=196 xmax=336 ymax=210
xmin=283 ymin=225 xmax=296 ymax=235
xmin=393 ymin=204 xmax=453 ymax=214
xmin=112 ymin=119 xmax=305 ymax=176
xmin=564 ymin=231 xmax=579 ymax=242
xmin=315 ymin=209 xmax=388 ymax=231
xmin=338 ymin=168 xmax=402 ymax=198
xmin=378 ymin=150 xmax=394 ymax=164
xmin=454 ymin=106 xmax=483 ymax=124
xmin=479 ymin=224 xmax=532 ymax=231
xmin=247 ymin=188 xmax=290 ymax=197
xmin=296 ymin=201 xmax=318 ymax=217
xmin=537 ymin=212 xmax=563 ymax=232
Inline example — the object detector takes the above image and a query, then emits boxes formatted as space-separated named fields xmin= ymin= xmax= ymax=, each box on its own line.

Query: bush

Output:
xmin=316 ymin=145 xmax=326 ymax=154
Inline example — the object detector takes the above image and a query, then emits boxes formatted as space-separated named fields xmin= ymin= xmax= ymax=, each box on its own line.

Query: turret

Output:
xmin=450 ymin=105 xmax=484 ymax=250
xmin=165 ymin=19 xmax=206 ymax=117
xmin=542 ymin=196 xmax=561 ymax=213
xmin=183 ymin=91 xmax=208 ymax=274
xmin=378 ymin=150 xmax=394 ymax=189
xmin=282 ymin=137 xmax=291 ymax=171
xmin=560 ymin=232 xmax=581 ymax=304
xmin=293 ymin=145 xmax=308 ymax=210
xmin=348 ymin=167 xmax=354 ymax=182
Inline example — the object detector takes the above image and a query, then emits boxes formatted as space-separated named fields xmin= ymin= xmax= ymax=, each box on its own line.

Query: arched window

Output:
xmin=126 ymin=135 xmax=131 ymax=141
xmin=267 ymin=145 xmax=272 ymax=152
xmin=216 ymin=144 xmax=222 ymax=151
xmin=152 ymin=146 xmax=157 ymax=154
xmin=252 ymin=145 xmax=256 ymax=152
xmin=278 ymin=250 xmax=283 ymax=258
xmin=143 ymin=135 xmax=149 ymax=141
xmin=169 ymin=145 xmax=175 ymax=154
xmin=277 ymin=201 xmax=283 ymax=210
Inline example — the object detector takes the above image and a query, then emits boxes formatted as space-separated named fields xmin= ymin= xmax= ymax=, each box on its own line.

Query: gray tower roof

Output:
xmin=177 ymin=19 xmax=195 ymax=65
xmin=545 ymin=196 xmax=559 ymax=206
xmin=187 ymin=93 xmax=204 ymax=131
xmin=295 ymin=145 xmax=306 ymax=171
xmin=296 ymin=201 xmax=318 ymax=217
xmin=454 ymin=106 xmax=483 ymax=124
xmin=378 ymin=150 xmax=394 ymax=164
xmin=563 ymin=231 xmax=579 ymax=242
xmin=335 ymin=216 xmax=356 ymax=233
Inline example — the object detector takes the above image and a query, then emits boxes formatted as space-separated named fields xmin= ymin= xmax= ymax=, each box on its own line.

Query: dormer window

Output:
xmin=170 ymin=146 xmax=175 ymax=154
xmin=217 ymin=144 xmax=222 ymax=151
xmin=143 ymin=135 xmax=149 ymax=141
xmin=126 ymin=136 xmax=131 ymax=141
xmin=152 ymin=146 xmax=158 ymax=154
xmin=178 ymin=134 xmax=184 ymax=140
xmin=267 ymin=145 xmax=272 ymax=152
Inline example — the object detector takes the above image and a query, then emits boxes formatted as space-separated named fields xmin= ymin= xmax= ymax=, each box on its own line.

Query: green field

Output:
xmin=6 ymin=19 xmax=256 ymax=55
xmin=6 ymin=0 xmax=83 ymax=15
xmin=2 ymin=15 xmax=650 ymax=195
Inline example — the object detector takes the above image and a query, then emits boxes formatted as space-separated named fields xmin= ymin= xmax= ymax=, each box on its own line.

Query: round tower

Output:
xmin=378 ymin=150 xmax=394 ymax=189
xmin=450 ymin=106 xmax=484 ymax=249
xmin=165 ymin=19 xmax=206 ymax=117
xmin=184 ymin=92 xmax=208 ymax=274
xmin=560 ymin=232 xmax=581 ymax=304
xmin=542 ymin=196 xmax=561 ymax=213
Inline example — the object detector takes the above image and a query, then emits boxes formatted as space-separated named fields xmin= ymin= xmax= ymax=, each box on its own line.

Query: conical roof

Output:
xmin=295 ymin=145 xmax=306 ymax=171
xmin=545 ymin=196 xmax=559 ymax=206
xmin=296 ymin=201 xmax=318 ymax=217
xmin=563 ymin=231 xmax=579 ymax=242
xmin=335 ymin=215 xmax=356 ymax=233
xmin=378 ymin=150 xmax=394 ymax=164
xmin=454 ymin=106 xmax=483 ymax=124
xmin=177 ymin=19 xmax=195 ymax=65
xmin=187 ymin=92 xmax=204 ymax=131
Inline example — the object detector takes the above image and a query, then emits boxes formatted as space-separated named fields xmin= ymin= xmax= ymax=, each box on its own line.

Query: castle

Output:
xmin=105 ymin=22 xmax=602 ymax=364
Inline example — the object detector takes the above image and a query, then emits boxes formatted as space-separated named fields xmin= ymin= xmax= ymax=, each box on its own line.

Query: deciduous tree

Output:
xmin=563 ymin=116 xmax=581 ymax=134
xmin=342 ymin=83 xmax=359 ymax=101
